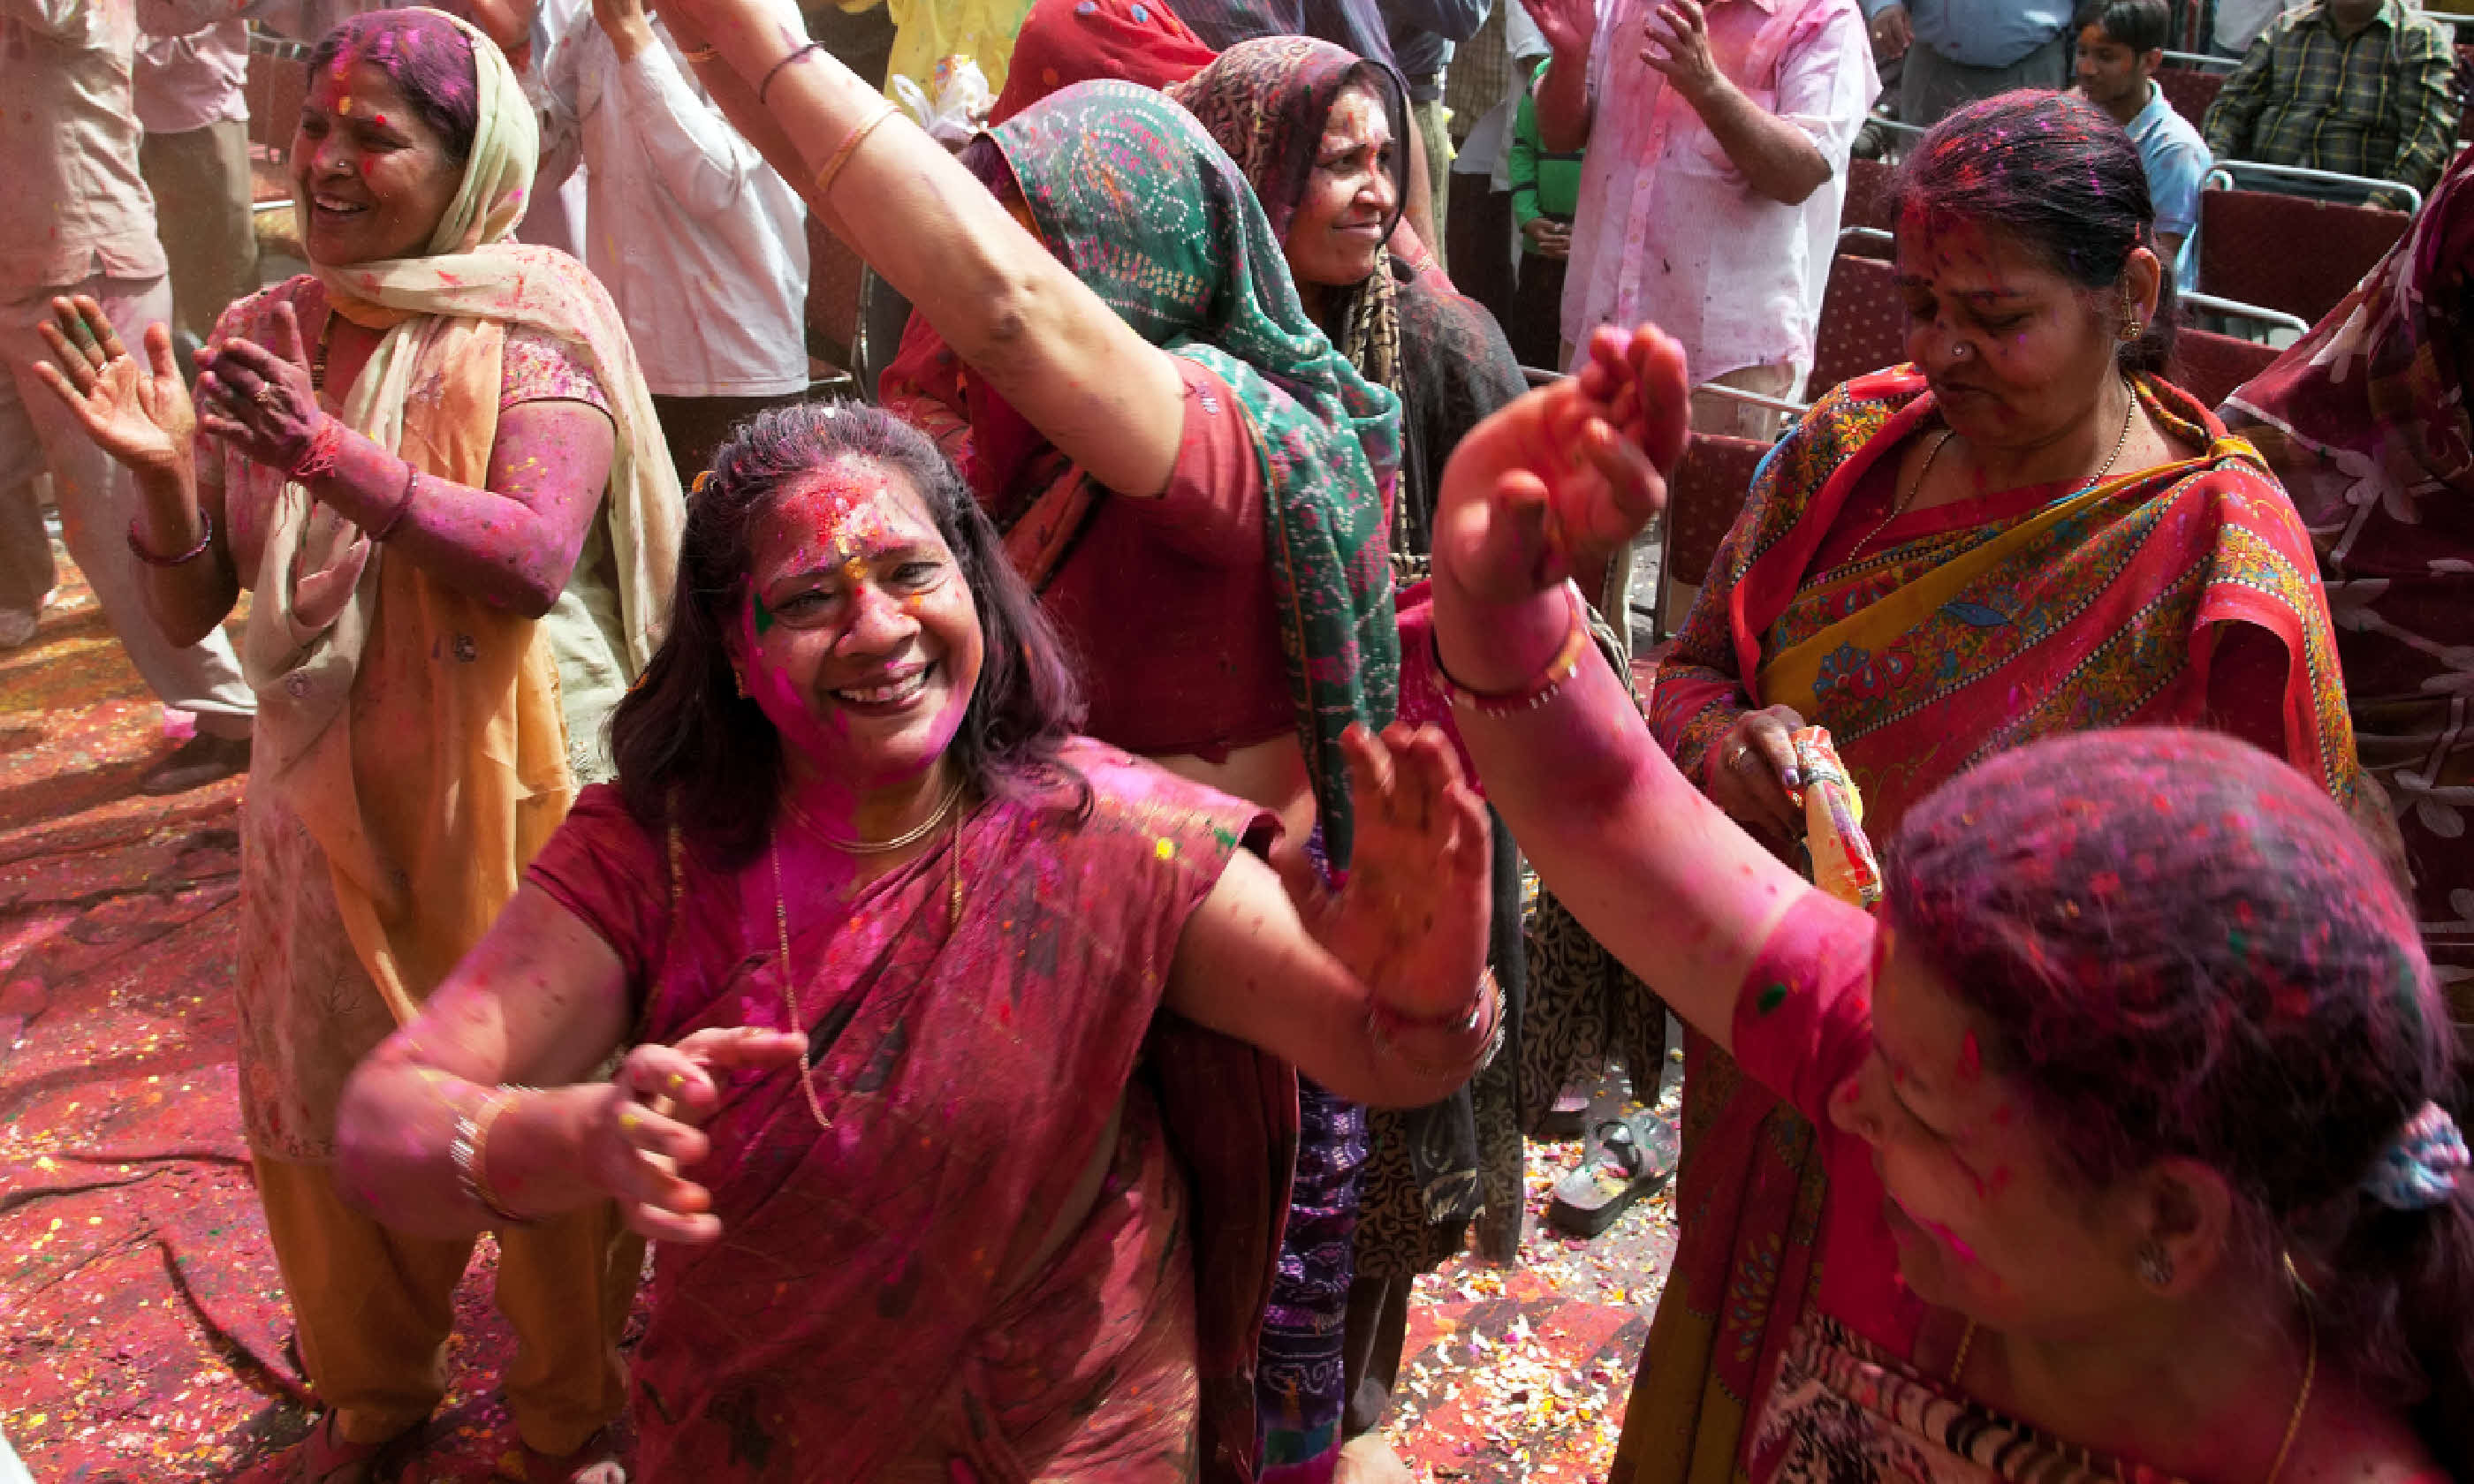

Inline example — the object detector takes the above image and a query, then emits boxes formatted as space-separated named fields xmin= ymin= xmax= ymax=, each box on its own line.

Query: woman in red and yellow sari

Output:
xmin=1625 ymin=90 xmax=2364 ymax=1484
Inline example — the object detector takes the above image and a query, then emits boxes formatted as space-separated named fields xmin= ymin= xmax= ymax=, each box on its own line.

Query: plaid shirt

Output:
xmin=2202 ymin=0 xmax=2460 ymax=193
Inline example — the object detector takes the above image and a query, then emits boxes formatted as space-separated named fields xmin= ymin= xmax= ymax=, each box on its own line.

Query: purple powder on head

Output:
xmin=307 ymin=9 xmax=482 ymax=164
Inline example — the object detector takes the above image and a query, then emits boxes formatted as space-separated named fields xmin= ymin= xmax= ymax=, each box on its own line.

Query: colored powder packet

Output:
xmin=1790 ymin=726 xmax=1882 ymax=911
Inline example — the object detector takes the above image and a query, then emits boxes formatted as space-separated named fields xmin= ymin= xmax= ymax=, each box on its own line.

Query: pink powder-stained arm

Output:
xmin=337 ymin=884 xmax=797 ymax=1244
xmin=664 ymin=0 xmax=1190 ymax=501
xmin=1431 ymin=326 xmax=1808 ymax=1056
xmin=289 ymin=403 xmax=616 ymax=619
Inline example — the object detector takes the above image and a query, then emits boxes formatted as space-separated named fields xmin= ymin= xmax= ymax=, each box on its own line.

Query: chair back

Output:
xmin=2167 ymin=325 xmax=2281 ymax=409
xmin=1842 ymin=155 xmax=1897 ymax=234
xmin=2155 ymin=66 xmax=2227 ymax=129
xmin=1809 ymin=253 xmax=1908 ymax=397
xmin=1664 ymin=432 xmax=1770 ymax=593
xmin=2197 ymin=188 xmax=2407 ymax=325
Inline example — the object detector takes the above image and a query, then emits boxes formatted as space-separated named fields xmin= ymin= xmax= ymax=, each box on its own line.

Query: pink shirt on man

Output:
xmin=1559 ymin=0 xmax=1875 ymax=389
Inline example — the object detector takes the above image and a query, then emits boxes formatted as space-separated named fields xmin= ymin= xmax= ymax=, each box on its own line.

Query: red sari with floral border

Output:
xmin=1616 ymin=366 xmax=2362 ymax=1484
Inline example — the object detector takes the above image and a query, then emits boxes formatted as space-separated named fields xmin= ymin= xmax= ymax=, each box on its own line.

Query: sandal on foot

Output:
xmin=1537 ymin=1085 xmax=1594 ymax=1141
xmin=506 ymin=1428 xmax=626 ymax=1484
xmin=1547 ymin=1109 xmax=1679 ymax=1238
xmin=297 ymin=1412 xmax=427 ymax=1484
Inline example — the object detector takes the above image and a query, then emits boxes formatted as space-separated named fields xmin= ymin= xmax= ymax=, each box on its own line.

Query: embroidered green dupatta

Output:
xmin=984 ymin=81 xmax=1402 ymax=868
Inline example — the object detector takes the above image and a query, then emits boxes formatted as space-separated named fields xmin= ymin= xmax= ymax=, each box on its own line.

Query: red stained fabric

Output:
xmin=523 ymin=746 xmax=1296 ymax=1481
xmin=990 ymin=0 xmax=1218 ymax=125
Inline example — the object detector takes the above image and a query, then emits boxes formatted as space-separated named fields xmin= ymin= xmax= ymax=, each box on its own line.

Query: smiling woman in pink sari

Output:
xmin=333 ymin=401 xmax=1500 ymax=1482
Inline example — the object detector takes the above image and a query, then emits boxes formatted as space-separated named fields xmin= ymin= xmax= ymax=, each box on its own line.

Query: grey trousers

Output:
xmin=0 ymin=273 xmax=254 ymax=735
xmin=1899 ymin=28 xmax=2072 ymax=126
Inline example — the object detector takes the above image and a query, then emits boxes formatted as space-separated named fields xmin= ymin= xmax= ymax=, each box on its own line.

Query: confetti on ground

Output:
xmin=0 ymin=539 xmax=1678 ymax=1481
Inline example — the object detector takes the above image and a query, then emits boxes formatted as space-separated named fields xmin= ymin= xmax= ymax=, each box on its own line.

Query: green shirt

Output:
xmin=1508 ymin=61 xmax=1585 ymax=241
xmin=2201 ymin=0 xmax=2460 ymax=193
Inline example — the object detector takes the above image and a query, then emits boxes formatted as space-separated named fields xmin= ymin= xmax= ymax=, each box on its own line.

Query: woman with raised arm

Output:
xmin=657 ymin=11 xmax=1410 ymax=1478
xmin=335 ymin=401 xmax=1497 ymax=1483
xmin=1621 ymin=87 xmax=2372 ymax=1484
xmin=34 ymin=11 xmax=679 ymax=1481
xmin=1429 ymin=324 xmax=2472 ymax=1481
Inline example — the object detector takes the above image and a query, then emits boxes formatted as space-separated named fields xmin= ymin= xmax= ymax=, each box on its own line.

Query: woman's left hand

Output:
xmin=196 ymin=301 xmax=334 ymax=476
xmin=1281 ymin=723 xmax=1492 ymax=1023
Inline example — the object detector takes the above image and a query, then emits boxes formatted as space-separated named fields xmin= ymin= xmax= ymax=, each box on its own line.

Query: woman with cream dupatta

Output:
xmin=34 ymin=9 xmax=681 ymax=1480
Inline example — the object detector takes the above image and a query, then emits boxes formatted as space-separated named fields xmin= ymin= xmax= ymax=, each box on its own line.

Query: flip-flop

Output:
xmin=297 ymin=1412 xmax=427 ymax=1484
xmin=507 ymin=1428 xmax=626 ymax=1484
xmin=1537 ymin=1085 xmax=1593 ymax=1141
xmin=1547 ymin=1109 xmax=1680 ymax=1238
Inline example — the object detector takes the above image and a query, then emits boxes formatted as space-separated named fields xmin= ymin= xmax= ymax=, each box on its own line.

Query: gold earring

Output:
xmin=2136 ymin=1240 xmax=2174 ymax=1288
xmin=732 ymin=669 xmax=749 ymax=699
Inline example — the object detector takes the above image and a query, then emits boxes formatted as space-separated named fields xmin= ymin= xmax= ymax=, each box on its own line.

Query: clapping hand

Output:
xmin=1527 ymin=0 xmax=1598 ymax=58
xmin=1642 ymin=0 xmax=1724 ymax=102
xmin=1435 ymin=322 xmax=1689 ymax=603
xmin=33 ymin=296 xmax=194 ymax=479
xmin=194 ymin=302 xmax=333 ymax=476
xmin=582 ymin=1026 xmax=808 ymax=1243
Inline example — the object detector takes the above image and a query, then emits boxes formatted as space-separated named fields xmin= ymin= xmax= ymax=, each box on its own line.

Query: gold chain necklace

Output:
xmin=1857 ymin=377 xmax=2142 ymax=563
xmin=779 ymin=775 xmax=966 ymax=854
xmin=1944 ymin=1310 xmax=2316 ymax=1484
xmin=769 ymin=788 xmax=969 ymax=1134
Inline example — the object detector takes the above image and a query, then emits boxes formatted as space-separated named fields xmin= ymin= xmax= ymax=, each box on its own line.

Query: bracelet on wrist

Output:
xmin=1367 ymin=971 xmax=1504 ymax=1079
xmin=451 ymin=1085 xmax=543 ymax=1228
xmin=368 ymin=460 xmax=420 ymax=542
xmin=128 ymin=511 xmax=214 ymax=568
xmin=1432 ymin=581 xmax=1591 ymax=716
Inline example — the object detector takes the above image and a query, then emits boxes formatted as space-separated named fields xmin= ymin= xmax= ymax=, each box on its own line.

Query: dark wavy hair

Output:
xmin=1889 ymin=89 xmax=2179 ymax=375
xmin=307 ymin=9 xmax=482 ymax=166
xmin=608 ymin=403 xmax=1086 ymax=867
xmin=1884 ymin=729 xmax=2473 ymax=1470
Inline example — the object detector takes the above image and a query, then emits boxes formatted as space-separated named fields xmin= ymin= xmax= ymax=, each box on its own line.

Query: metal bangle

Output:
xmin=813 ymin=100 xmax=901 ymax=200
xmin=127 ymin=511 xmax=215 ymax=568
xmin=450 ymin=1085 xmax=542 ymax=1228
xmin=1367 ymin=972 xmax=1503 ymax=1079
xmin=1431 ymin=581 xmax=1591 ymax=716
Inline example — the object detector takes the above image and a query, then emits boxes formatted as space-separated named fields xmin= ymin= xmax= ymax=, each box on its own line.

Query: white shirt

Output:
xmin=520 ymin=0 xmax=592 ymax=258
xmin=133 ymin=19 xmax=247 ymax=133
xmin=1560 ymin=0 xmax=1875 ymax=387
xmin=2 ymin=0 xmax=168 ymax=288
xmin=539 ymin=2 xmax=809 ymax=398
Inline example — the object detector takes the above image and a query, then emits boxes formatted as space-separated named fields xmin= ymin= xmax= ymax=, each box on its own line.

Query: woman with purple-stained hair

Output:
xmin=35 ymin=8 xmax=679 ymax=1480
xmin=1431 ymin=320 xmax=2474 ymax=1479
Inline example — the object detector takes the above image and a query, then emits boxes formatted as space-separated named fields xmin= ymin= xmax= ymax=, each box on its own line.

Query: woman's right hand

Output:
xmin=1706 ymin=703 xmax=1807 ymax=837
xmin=1436 ymin=322 xmax=1689 ymax=605
xmin=31 ymin=296 xmax=194 ymax=480
xmin=576 ymin=1026 xmax=807 ymax=1243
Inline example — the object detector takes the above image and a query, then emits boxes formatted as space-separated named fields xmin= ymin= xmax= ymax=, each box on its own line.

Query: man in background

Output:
xmin=1862 ymin=0 xmax=2068 ymax=125
xmin=2204 ymin=0 xmax=2458 ymax=197
xmin=2076 ymin=0 xmax=2209 ymax=288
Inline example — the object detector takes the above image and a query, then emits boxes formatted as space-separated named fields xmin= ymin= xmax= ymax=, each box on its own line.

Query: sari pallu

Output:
xmin=2224 ymin=144 xmax=2474 ymax=1005
xmin=531 ymin=746 xmax=1296 ymax=1482
xmin=1619 ymin=367 xmax=2362 ymax=1484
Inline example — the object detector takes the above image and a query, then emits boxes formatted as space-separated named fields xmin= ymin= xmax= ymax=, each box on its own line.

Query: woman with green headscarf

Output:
xmin=34 ymin=9 xmax=680 ymax=1480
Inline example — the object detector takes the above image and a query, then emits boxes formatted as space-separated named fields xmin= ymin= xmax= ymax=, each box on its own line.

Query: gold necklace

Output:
xmin=1943 ymin=1310 xmax=2315 ymax=1484
xmin=1859 ymin=377 xmax=2143 ymax=562
xmin=769 ymin=791 xmax=968 ymax=1134
xmin=779 ymin=775 xmax=965 ymax=854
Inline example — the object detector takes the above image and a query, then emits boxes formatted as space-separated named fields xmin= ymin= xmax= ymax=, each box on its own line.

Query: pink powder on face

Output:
xmin=1914 ymin=1209 xmax=1981 ymax=1266
xmin=1955 ymin=1030 xmax=1982 ymax=1083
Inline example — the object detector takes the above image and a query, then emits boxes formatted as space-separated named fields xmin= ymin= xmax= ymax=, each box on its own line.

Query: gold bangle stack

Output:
xmin=451 ymin=1085 xmax=542 ymax=1227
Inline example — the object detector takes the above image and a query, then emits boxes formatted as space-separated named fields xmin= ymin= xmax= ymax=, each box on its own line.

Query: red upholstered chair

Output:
xmin=2167 ymin=326 xmax=2281 ymax=409
xmin=2156 ymin=66 xmax=2227 ymax=130
xmin=1656 ymin=432 xmax=1772 ymax=638
xmin=1841 ymin=155 xmax=1897 ymax=235
xmin=1809 ymin=253 xmax=1909 ymax=398
xmin=2197 ymin=188 xmax=2408 ymax=325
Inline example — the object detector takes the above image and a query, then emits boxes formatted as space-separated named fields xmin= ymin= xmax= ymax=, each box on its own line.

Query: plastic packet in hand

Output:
xmin=890 ymin=55 xmax=993 ymax=150
xmin=1790 ymin=726 xmax=1882 ymax=911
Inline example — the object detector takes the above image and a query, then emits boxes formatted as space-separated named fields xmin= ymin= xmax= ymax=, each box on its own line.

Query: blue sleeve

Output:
xmin=2148 ymin=132 xmax=2211 ymax=240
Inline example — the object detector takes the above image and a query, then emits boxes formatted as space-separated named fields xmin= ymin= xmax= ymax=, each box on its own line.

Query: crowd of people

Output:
xmin=5 ymin=0 xmax=2474 ymax=1477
